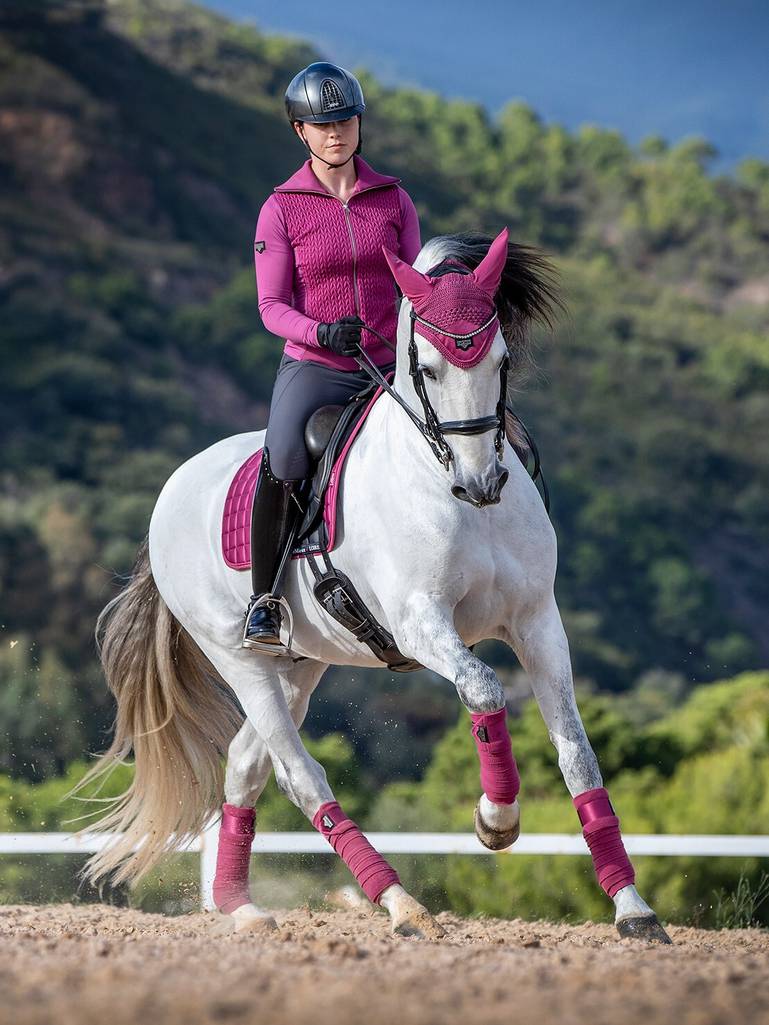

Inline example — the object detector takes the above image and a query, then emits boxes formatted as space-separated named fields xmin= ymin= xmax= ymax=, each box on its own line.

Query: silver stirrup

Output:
xmin=241 ymin=593 xmax=295 ymax=656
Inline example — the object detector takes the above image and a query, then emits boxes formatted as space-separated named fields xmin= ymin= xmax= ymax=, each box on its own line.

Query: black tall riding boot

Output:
xmin=242 ymin=447 xmax=304 ymax=652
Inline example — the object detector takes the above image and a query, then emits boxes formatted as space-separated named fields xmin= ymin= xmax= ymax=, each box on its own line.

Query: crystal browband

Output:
xmin=411 ymin=310 xmax=498 ymax=340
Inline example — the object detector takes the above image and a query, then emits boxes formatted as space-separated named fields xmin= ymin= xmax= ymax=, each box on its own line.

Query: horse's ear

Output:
xmin=471 ymin=227 xmax=509 ymax=297
xmin=381 ymin=246 xmax=434 ymax=304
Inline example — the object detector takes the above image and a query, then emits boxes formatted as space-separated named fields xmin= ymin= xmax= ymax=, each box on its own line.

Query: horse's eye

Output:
xmin=420 ymin=365 xmax=436 ymax=380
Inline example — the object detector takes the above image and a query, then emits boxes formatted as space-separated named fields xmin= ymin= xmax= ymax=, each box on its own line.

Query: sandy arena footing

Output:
xmin=1 ymin=904 xmax=767 ymax=1025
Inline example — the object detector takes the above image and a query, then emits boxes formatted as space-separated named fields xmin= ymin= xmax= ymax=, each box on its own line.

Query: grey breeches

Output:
xmin=263 ymin=352 xmax=396 ymax=480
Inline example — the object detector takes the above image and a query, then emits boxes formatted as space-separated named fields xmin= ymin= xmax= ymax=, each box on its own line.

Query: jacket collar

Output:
xmin=274 ymin=154 xmax=400 ymax=195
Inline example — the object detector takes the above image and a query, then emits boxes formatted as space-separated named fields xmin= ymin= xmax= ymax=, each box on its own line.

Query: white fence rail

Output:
xmin=2 ymin=828 xmax=768 ymax=911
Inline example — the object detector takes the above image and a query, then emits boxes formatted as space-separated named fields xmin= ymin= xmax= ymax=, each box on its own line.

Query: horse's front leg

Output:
xmin=205 ymin=647 xmax=444 ymax=939
xmin=512 ymin=594 xmax=672 ymax=943
xmin=393 ymin=595 xmax=522 ymax=850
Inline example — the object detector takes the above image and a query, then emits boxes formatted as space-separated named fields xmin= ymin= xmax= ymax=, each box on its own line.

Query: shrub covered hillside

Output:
xmin=1 ymin=0 xmax=768 ymax=787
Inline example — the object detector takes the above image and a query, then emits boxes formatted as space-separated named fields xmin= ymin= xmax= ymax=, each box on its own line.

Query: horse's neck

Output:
xmin=356 ymin=363 xmax=449 ymax=501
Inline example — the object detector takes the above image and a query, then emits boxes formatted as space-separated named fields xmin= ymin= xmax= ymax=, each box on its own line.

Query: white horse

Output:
xmin=71 ymin=227 xmax=671 ymax=944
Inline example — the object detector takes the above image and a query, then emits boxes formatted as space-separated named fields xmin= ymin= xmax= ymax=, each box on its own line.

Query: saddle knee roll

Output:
xmin=304 ymin=404 xmax=346 ymax=461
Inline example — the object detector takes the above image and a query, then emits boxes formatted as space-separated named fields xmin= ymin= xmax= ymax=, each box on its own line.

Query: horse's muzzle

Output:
xmin=451 ymin=467 xmax=509 ymax=507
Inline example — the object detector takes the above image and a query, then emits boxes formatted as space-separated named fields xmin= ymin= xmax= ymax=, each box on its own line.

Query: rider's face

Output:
xmin=294 ymin=116 xmax=360 ymax=159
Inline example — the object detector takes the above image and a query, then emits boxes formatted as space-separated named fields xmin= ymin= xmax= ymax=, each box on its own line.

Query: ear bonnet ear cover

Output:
xmin=382 ymin=227 xmax=509 ymax=368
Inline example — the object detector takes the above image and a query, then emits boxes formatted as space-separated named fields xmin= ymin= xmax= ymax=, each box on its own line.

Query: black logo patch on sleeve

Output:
xmin=254 ymin=240 xmax=266 ymax=253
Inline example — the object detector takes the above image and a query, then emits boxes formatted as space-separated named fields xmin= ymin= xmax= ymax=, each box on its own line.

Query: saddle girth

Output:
xmin=306 ymin=549 xmax=423 ymax=673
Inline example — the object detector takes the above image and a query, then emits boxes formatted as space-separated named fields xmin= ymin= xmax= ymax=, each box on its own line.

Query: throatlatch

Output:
xmin=573 ymin=787 xmax=635 ymax=897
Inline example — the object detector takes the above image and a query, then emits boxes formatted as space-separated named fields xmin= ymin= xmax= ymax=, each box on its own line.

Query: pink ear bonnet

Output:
xmin=381 ymin=227 xmax=509 ymax=368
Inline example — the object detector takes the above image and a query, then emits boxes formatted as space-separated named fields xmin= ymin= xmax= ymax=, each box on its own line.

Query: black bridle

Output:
xmin=353 ymin=312 xmax=509 ymax=471
xmin=406 ymin=307 xmax=508 ymax=468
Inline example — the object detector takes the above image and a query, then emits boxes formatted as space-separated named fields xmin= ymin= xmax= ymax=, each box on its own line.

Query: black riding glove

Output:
xmin=317 ymin=316 xmax=364 ymax=357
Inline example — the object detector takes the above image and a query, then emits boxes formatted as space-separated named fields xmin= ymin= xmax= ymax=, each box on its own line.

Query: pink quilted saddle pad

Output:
xmin=221 ymin=382 xmax=386 ymax=570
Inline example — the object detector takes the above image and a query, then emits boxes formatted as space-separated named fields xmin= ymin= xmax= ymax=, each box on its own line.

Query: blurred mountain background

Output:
xmin=1 ymin=0 xmax=768 ymax=920
xmin=208 ymin=0 xmax=769 ymax=175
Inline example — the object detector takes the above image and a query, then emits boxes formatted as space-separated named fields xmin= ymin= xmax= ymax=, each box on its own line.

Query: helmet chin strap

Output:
xmin=298 ymin=124 xmax=359 ymax=169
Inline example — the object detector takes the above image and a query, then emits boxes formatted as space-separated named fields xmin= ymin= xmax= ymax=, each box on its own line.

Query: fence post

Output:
xmin=199 ymin=815 xmax=220 ymax=911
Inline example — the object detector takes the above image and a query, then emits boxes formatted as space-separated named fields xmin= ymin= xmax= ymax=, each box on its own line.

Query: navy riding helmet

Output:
xmin=285 ymin=61 xmax=365 ymax=159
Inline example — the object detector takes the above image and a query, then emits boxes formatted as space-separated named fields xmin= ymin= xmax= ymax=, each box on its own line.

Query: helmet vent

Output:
xmin=320 ymin=79 xmax=346 ymax=112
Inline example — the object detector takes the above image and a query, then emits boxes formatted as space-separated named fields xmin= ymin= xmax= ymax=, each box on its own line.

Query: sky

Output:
xmin=203 ymin=0 xmax=769 ymax=174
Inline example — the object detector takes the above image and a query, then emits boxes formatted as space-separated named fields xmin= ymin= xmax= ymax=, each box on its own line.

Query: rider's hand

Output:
xmin=317 ymin=316 xmax=364 ymax=356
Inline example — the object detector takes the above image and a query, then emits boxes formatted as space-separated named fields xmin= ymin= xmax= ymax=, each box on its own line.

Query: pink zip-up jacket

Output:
xmin=253 ymin=154 xmax=422 ymax=371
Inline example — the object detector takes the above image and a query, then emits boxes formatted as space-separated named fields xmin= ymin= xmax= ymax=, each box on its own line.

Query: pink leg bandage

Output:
xmin=212 ymin=802 xmax=255 ymax=913
xmin=471 ymin=706 xmax=520 ymax=805
xmin=574 ymin=787 xmax=635 ymax=897
xmin=312 ymin=800 xmax=400 ymax=904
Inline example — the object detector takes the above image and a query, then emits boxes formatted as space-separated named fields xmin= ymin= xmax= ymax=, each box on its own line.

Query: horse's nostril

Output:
xmin=497 ymin=468 xmax=509 ymax=494
xmin=452 ymin=484 xmax=483 ymax=506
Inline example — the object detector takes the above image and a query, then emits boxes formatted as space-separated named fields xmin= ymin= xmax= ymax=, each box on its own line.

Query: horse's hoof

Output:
xmin=392 ymin=908 xmax=447 ymax=940
xmin=616 ymin=913 xmax=672 ymax=944
xmin=474 ymin=801 xmax=520 ymax=851
xmin=229 ymin=904 xmax=279 ymax=935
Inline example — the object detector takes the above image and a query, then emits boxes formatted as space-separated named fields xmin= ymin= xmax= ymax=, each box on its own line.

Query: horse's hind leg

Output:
xmin=511 ymin=594 xmax=672 ymax=943
xmin=204 ymin=646 xmax=444 ymax=939
xmin=215 ymin=658 xmax=327 ymax=932
xmin=225 ymin=657 xmax=327 ymax=806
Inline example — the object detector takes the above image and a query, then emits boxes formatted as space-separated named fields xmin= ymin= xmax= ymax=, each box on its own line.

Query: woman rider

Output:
xmin=243 ymin=61 xmax=422 ymax=652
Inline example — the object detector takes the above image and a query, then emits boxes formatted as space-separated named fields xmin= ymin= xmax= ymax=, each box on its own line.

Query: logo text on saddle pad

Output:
xmin=254 ymin=241 xmax=266 ymax=253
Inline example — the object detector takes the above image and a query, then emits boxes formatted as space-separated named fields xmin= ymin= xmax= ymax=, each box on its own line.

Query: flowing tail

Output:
xmin=64 ymin=535 xmax=244 ymax=888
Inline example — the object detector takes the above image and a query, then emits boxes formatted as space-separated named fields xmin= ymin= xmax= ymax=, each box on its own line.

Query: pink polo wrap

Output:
xmin=212 ymin=802 xmax=256 ymax=914
xmin=381 ymin=226 xmax=509 ymax=368
xmin=313 ymin=800 xmax=400 ymax=904
xmin=573 ymin=787 xmax=636 ymax=897
xmin=470 ymin=706 xmax=520 ymax=805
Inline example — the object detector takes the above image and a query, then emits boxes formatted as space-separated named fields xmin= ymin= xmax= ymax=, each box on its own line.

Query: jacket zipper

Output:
xmin=341 ymin=202 xmax=361 ymax=316
xmin=273 ymin=183 xmax=398 ymax=321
